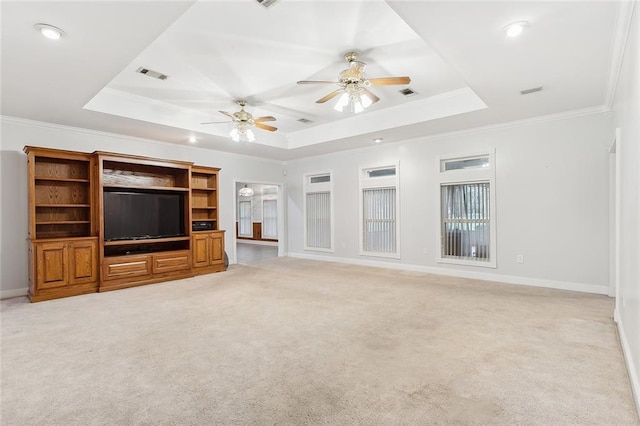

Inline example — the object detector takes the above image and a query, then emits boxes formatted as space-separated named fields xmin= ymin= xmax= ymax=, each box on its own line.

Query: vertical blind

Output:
xmin=441 ymin=182 xmax=490 ymax=260
xmin=306 ymin=192 xmax=331 ymax=249
xmin=238 ymin=200 xmax=252 ymax=237
xmin=262 ymin=199 xmax=277 ymax=239
xmin=362 ymin=187 xmax=396 ymax=253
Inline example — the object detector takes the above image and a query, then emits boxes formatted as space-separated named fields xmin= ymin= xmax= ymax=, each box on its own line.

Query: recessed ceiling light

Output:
xmin=373 ymin=138 xmax=383 ymax=144
xmin=504 ymin=21 xmax=528 ymax=38
xmin=188 ymin=136 xmax=197 ymax=144
xmin=34 ymin=23 xmax=64 ymax=40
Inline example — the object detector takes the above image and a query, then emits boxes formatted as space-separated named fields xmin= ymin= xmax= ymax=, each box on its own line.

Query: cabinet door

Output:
xmin=192 ymin=234 xmax=210 ymax=267
xmin=35 ymin=242 xmax=68 ymax=290
xmin=209 ymin=233 xmax=224 ymax=264
xmin=67 ymin=240 xmax=97 ymax=285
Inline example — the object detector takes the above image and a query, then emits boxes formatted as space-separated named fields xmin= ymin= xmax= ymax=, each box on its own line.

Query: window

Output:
xmin=304 ymin=172 xmax=333 ymax=251
xmin=262 ymin=199 xmax=278 ymax=239
xmin=437 ymin=153 xmax=496 ymax=267
xmin=359 ymin=164 xmax=399 ymax=258
xmin=441 ymin=183 xmax=490 ymax=260
xmin=238 ymin=200 xmax=252 ymax=237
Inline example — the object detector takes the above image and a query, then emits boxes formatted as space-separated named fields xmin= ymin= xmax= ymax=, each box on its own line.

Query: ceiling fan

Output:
xmin=297 ymin=51 xmax=411 ymax=113
xmin=201 ymin=100 xmax=277 ymax=142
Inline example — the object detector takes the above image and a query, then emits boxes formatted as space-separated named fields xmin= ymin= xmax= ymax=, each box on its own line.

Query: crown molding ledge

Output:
xmin=605 ymin=1 xmax=636 ymax=109
xmin=403 ymin=105 xmax=611 ymax=147
xmin=0 ymin=115 xmax=286 ymax=165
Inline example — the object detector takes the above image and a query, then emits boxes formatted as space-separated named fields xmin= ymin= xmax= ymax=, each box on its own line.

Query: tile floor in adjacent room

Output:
xmin=236 ymin=242 xmax=278 ymax=264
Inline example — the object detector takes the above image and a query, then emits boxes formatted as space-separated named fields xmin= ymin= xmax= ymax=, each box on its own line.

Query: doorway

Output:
xmin=234 ymin=181 xmax=282 ymax=265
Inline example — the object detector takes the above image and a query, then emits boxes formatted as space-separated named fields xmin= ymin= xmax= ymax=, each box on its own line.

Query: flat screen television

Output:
xmin=103 ymin=190 xmax=185 ymax=241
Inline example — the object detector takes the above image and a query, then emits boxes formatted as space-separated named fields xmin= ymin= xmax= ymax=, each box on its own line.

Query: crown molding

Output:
xmin=605 ymin=1 xmax=636 ymax=109
xmin=1 ymin=103 xmax=611 ymax=165
xmin=406 ymin=105 xmax=611 ymax=145
xmin=0 ymin=115 xmax=286 ymax=165
xmin=285 ymin=105 xmax=610 ymax=164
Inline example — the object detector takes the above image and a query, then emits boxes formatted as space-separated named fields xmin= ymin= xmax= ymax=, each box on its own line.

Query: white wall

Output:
xmin=612 ymin=3 xmax=640 ymax=414
xmin=286 ymin=112 xmax=613 ymax=294
xmin=0 ymin=117 xmax=285 ymax=298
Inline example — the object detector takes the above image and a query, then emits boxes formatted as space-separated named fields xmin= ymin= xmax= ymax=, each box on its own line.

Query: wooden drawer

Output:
xmin=103 ymin=255 xmax=151 ymax=281
xmin=152 ymin=250 xmax=191 ymax=274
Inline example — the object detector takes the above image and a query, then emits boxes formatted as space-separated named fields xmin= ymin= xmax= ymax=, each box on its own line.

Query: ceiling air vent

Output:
xmin=399 ymin=88 xmax=418 ymax=97
xmin=297 ymin=118 xmax=313 ymax=124
xmin=136 ymin=67 xmax=168 ymax=80
xmin=520 ymin=86 xmax=543 ymax=95
xmin=256 ymin=0 xmax=281 ymax=8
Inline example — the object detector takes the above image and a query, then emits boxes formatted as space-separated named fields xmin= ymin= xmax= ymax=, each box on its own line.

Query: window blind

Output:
xmin=306 ymin=192 xmax=331 ymax=249
xmin=262 ymin=199 xmax=277 ymax=239
xmin=362 ymin=187 xmax=396 ymax=253
xmin=441 ymin=182 xmax=490 ymax=260
xmin=238 ymin=200 xmax=252 ymax=237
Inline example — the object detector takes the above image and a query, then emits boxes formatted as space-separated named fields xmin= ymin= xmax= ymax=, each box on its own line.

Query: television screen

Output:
xmin=103 ymin=190 xmax=185 ymax=241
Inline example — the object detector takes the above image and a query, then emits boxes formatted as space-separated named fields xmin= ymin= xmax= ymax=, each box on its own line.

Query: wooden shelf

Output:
xmin=25 ymin=146 xmax=226 ymax=302
xmin=103 ymin=236 xmax=191 ymax=247
xmin=103 ymin=185 xmax=190 ymax=192
xmin=190 ymin=166 xmax=219 ymax=231
xmin=35 ymin=177 xmax=90 ymax=183
xmin=36 ymin=221 xmax=91 ymax=225
xmin=36 ymin=204 xmax=91 ymax=208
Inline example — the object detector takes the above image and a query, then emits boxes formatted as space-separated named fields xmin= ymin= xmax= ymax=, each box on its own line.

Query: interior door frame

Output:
xmin=610 ymin=128 xmax=621 ymax=320
xmin=232 ymin=179 xmax=286 ymax=264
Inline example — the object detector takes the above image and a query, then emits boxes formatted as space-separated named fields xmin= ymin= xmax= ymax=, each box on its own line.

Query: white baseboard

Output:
xmin=286 ymin=252 xmax=610 ymax=295
xmin=237 ymin=239 xmax=278 ymax=246
xmin=617 ymin=318 xmax=640 ymax=420
xmin=0 ymin=287 xmax=29 ymax=300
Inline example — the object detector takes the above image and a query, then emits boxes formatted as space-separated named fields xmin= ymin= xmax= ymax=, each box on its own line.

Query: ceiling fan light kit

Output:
xmin=202 ymin=99 xmax=277 ymax=143
xmin=230 ymin=125 xmax=256 ymax=143
xmin=298 ymin=51 xmax=411 ymax=114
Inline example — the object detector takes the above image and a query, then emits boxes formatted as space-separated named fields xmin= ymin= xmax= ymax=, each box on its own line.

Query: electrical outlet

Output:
xmin=516 ymin=254 xmax=524 ymax=263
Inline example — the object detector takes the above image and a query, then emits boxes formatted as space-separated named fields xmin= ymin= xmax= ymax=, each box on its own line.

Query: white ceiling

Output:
xmin=0 ymin=1 xmax=625 ymax=161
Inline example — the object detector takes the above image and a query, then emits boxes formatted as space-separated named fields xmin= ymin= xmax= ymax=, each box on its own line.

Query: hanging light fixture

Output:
xmin=238 ymin=184 xmax=254 ymax=197
xmin=229 ymin=121 xmax=256 ymax=143
xmin=333 ymin=83 xmax=372 ymax=114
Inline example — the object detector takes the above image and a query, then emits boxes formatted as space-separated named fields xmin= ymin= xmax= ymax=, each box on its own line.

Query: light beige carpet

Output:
xmin=1 ymin=258 xmax=638 ymax=425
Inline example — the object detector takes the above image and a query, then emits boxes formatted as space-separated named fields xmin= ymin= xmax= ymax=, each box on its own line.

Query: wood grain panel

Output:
xmin=34 ymin=158 xmax=89 ymax=180
xmin=68 ymin=240 xmax=98 ymax=284
xmin=152 ymin=251 xmax=191 ymax=274
xmin=36 ymin=242 xmax=68 ymax=289
xmin=210 ymin=233 xmax=223 ymax=263
xmin=192 ymin=234 xmax=209 ymax=267
xmin=103 ymin=255 xmax=151 ymax=281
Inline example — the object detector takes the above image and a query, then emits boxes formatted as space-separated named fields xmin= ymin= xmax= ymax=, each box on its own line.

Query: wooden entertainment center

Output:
xmin=25 ymin=146 xmax=225 ymax=302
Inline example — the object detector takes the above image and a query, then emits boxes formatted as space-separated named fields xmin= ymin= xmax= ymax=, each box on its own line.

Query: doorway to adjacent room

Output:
xmin=234 ymin=181 xmax=282 ymax=265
